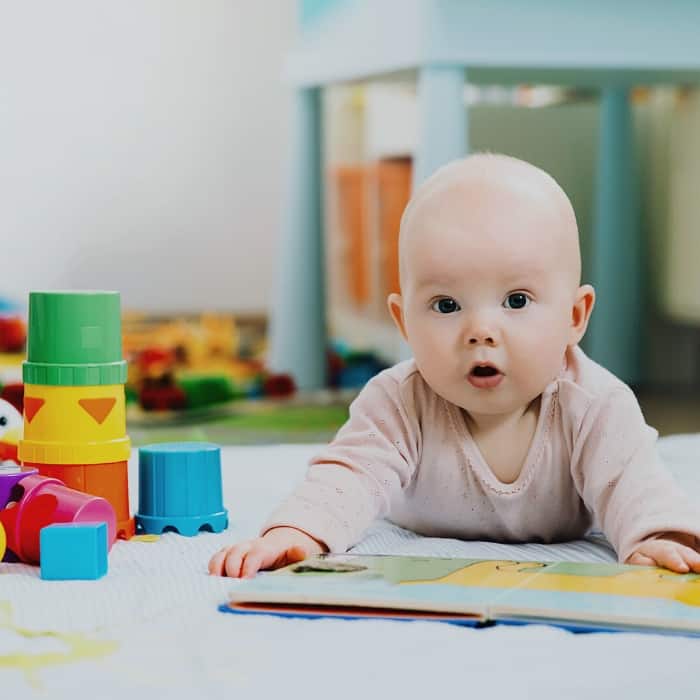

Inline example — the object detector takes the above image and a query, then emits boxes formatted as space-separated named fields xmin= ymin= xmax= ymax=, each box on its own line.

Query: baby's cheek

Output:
xmin=520 ymin=338 xmax=566 ymax=387
xmin=412 ymin=321 xmax=451 ymax=354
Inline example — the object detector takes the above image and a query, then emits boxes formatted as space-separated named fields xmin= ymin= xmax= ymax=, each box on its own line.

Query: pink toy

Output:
xmin=0 ymin=469 xmax=116 ymax=564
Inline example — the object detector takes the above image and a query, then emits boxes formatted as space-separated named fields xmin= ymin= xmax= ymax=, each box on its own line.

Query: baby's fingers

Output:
xmin=635 ymin=540 xmax=693 ymax=573
xmin=658 ymin=548 xmax=690 ymax=573
xmin=627 ymin=551 xmax=656 ymax=568
xmin=240 ymin=547 xmax=269 ymax=579
xmin=208 ymin=549 xmax=227 ymax=576
xmin=675 ymin=543 xmax=700 ymax=573
xmin=208 ymin=542 xmax=253 ymax=577
xmin=647 ymin=533 xmax=700 ymax=573
xmin=224 ymin=543 xmax=254 ymax=578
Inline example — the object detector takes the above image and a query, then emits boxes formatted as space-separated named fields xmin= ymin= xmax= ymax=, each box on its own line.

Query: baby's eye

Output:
xmin=431 ymin=297 xmax=461 ymax=314
xmin=503 ymin=293 xmax=530 ymax=310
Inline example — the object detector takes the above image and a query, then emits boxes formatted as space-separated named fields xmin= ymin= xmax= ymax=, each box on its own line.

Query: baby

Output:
xmin=210 ymin=153 xmax=700 ymax=578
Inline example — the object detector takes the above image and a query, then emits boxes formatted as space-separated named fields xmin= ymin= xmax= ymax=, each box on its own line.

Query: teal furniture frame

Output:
xmin=269 ymin=0 xmax=700 ymax=388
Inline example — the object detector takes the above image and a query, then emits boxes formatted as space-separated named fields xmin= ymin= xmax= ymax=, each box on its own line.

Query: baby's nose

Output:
xmin=464 ymin=316 xmax=498 ymax=346
xmin=468 ymin=333 xmax=496 ymax=346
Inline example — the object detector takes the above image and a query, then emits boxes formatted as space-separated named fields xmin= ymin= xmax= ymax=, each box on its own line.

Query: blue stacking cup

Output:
xmin=135 ymin=442 xmax=229 ymax=536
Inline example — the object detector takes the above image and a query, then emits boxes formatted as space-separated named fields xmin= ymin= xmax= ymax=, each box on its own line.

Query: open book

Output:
xmin=221 ymin=554 xmax=700 ymax=636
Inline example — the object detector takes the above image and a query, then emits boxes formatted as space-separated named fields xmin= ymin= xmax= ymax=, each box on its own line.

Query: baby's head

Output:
xmin=388 ymin=153 xmax=595 ymax=418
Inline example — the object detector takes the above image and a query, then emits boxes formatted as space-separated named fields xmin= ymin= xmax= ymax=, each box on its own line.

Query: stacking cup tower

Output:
xmin=17 ymin=291 xmax=134 ymax=538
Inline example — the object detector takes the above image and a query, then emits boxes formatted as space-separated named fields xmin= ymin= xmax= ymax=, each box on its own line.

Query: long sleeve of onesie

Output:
xmin=571 ymin=385 xmax=700 ymax=562
xmin=260 ymin=368 xmax=421 ymax=552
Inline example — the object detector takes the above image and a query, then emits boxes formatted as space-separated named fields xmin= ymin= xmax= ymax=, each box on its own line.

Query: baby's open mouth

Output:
xmin=467 ymin=363 xmax=503 ymax=388
xmin=470 ymin=365 xmax=499 ymax=377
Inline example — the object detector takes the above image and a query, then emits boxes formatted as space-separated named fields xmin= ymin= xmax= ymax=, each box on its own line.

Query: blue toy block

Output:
xmin=136 ymin=442 xmax=228 ymax=537
xmin=40 ymin=522 xmax=108 ymax=581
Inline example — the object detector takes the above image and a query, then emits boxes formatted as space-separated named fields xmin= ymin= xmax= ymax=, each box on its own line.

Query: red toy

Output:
xmin=0 ymin=316 xmax=26 ymax=353
xmin=139 ymin=382 xmax=188 ymax=411
xmin=0 ymin=383 xmax=24 ymax=414
xmin=263 ymin=373 xmax=296 ymax=398
xmin=0 ymin=398 xmax=22 ymax=463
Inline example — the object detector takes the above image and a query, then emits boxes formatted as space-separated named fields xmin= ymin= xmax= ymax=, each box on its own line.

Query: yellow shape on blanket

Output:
xmin=412 ymin=560 xmax=700 ymax=606
xmin=130 ymin=534 xmax=160 ymax=543
xmin=0 ymin=602 xmax=118 ymax=689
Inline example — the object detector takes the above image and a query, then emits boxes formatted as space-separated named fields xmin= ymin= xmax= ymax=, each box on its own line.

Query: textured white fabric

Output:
xmin=1 ymin=436 xmax=699 ymax=698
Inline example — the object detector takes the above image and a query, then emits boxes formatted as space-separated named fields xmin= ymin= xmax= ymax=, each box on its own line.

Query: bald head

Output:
xmin=398 ymin=154 xmax=582 ymax=292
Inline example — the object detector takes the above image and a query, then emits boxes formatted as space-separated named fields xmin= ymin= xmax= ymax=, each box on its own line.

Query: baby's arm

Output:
xmin=572 ymin=387 xmax=700 ymax=572
xmin=209 ymin=370 xmax=420 ymax=577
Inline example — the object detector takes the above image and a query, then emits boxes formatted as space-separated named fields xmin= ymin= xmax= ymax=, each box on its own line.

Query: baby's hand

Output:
xmin=208 ymin=526 xmax=326 ymax=578
xmin=626 ymin=532 xmax=700 ymax=573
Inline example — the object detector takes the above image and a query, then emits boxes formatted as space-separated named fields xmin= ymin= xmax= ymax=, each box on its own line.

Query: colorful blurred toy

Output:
xmin=139 ymin=381 xmax=188 ymax=411
xmin=0 ymin=383 xmax=24 ymax=415
xmin=0 ymin=316 xmax=26 ymax=353
xmin=262 ymin=372 xmax=296 ymax=398
xmin=0 ymin=467 xmax=116 ymax=564
xmin=134 ymin=347 xmax=184 ymax=410
xmin=0 ymin=398 xmax=22 ymax=463
xmin=0 ymin=297 xmax=26 ymax=353
xmin=17 ymin=291 xmax=134 ymax=539
xmin=135 ymin=442 xmax=228 ymax=536
xmin=328 ymin=343 xmax=387 ymax=389
xmin=122 ymin=312 xmax=275 ymax=412
xmin=177 ymin=374 xmax=236 ymax=409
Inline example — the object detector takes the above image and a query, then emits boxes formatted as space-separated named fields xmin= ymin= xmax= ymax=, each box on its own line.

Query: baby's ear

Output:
xmin=569 ymin=284 xmax=595 ymax=346
xmin=387 ymin=293 xmax=408 ymax=341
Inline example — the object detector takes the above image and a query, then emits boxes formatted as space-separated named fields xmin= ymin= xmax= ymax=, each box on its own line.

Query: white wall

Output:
xmin=0 ymin=0 xmax=295 ymax=312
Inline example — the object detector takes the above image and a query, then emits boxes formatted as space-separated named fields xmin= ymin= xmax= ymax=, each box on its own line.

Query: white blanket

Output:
xmin=1 ymin=435 xmax=700 ymax=699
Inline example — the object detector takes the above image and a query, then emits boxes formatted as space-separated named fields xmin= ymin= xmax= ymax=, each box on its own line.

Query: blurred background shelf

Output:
xmin=268 ymin=0 xmax=700 ymax=390
xmin=292 ymin=0 xmax=700 ymax=87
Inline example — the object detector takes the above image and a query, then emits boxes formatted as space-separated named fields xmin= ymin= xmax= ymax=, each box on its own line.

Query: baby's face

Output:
xmin=391 ymin=165 xmax=587 ymax=418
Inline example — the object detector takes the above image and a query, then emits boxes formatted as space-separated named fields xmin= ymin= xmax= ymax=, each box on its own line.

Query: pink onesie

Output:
xmin=262 ymin=346 xmax=700 ymax=562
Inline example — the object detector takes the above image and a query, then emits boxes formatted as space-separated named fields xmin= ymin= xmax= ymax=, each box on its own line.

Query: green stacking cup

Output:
xmin=23 ymin=290 xmax=128 ymax=386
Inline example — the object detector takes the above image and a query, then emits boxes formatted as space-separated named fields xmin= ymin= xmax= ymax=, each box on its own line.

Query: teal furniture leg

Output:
xmin=399 ymin=66 xmax=468 ymax=360
xmin=588 ymin=88 xmax=642 ymax=384
xmin=413 ymin=66 xmax=468 ymax=187
xmin=268 ymin=87 xmax=327 ymax=390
